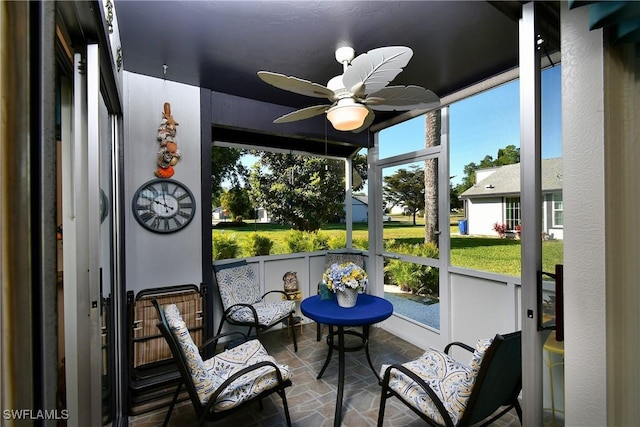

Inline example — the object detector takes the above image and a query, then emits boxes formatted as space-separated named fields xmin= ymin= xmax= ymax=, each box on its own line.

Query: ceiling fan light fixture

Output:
xmin=326 ymin=103 xmax=368 ymax=131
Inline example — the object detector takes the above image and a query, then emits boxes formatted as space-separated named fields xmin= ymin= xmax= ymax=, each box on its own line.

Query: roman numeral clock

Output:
xmin=132 ymin=179 xmax=196 ymax=233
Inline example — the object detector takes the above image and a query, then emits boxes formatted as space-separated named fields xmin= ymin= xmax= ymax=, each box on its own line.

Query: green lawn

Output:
xmin=212 ymin=216 xmax=563 ymax=277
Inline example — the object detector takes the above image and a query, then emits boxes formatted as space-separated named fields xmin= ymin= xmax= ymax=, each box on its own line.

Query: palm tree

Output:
xmin=424 ymin=110 xmax=440 ymax=245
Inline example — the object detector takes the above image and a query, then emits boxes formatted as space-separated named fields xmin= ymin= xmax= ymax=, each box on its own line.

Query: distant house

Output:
xmin=459 ymin=157 xmax=563 ymax=239
xmin=211 ymin=206 xmax=229 ymax=221
xmin=211 ymin=206 xmax=269 ymax=223
xmin=349 ymin=195 xmax=369 ymax=222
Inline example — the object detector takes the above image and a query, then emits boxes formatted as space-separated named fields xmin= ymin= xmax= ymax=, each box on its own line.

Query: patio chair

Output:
xmin=152 ymin=300 xmax=293 ymax=427
xmin=214 ymin=260 xmax=298 ymax=352
xmin=377 ymin=331 xmax=522 ymax=427
xmin=126 ymin=284 xmax=206 ymax=414
xmin=317 ymin=251 xmax=366 ymax=341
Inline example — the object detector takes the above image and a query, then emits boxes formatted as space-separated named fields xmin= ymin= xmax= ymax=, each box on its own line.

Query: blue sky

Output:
xmin=378 ymin=65 xmax=562 ymax=185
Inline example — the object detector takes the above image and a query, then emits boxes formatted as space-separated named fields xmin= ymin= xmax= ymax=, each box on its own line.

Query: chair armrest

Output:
xmin=202 ymin=360 xmax=289 ymax=413
xmin=223 ymin=303 xmax=260 ymax=324
xmin=380 ymin=364 xmax=455 ymax=427
xmin=444 ymin=341 xmax=474 ymax=355
xmin=261 ymin=289 xmax=288 ymax=299
xmin=199 ymin=331 xmax=249 ymax=355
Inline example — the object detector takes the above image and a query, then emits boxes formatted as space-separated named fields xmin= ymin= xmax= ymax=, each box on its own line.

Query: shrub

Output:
xmin=353 ymin=238 xmax=369 ymax=251
xmin=284 ymin=230 xmax=330 ymax=252
xmin=284 ymin=230 xmax=308 ymax=253
xmin=328 ymin=234 xmax=346 ymax=250
xmin=308 ymin=231 xmax=330 ymax=251
xmin=243 ymin=232 xmax=273 ymax=257
xmin=493 ymin=222 xmax=507 ymax=238
xmin=214 ymin=220 xmax=248 ymax=229
xmin=212 ymin=232 xmax=239 ymax=260
xmin=383 ymin=241 xmax=439 ymax=296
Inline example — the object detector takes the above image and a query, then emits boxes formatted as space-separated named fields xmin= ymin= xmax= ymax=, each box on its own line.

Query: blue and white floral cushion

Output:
xmin=216 ymin=264 xmax=261 ymax=312
xmin=380 ymin=337 xmax=494 ymax=426
xmin=216 ymin=264 xmax=294 ymax=326
xmin=227 ymin=300 xmax=295 ymax=327
xmin=164 ymin=304 xmax=291 ymax=412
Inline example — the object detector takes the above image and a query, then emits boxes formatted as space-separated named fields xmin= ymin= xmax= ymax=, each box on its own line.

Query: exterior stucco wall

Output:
xmin=466 ymin=197 xmax=503 ymax=236
xmin=561 ymin=5 xmax=607 ymax=425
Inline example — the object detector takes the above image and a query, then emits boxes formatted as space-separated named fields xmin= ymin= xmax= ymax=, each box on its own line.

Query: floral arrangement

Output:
xmin=322 ymin=262 xmax=368 ymax=293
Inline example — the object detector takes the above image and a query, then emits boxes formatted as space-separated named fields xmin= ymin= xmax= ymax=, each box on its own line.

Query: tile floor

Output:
xmin=128 ymin=323 xmax=522 ymax=427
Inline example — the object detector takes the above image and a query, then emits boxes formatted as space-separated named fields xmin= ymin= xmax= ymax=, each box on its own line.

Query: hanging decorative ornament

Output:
xmin=155 ymin=102 xmax=181 ymax=177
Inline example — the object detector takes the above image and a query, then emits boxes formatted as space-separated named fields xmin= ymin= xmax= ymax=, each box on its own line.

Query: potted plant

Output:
xmin=322 ymin=262 xmax=368 ymax=308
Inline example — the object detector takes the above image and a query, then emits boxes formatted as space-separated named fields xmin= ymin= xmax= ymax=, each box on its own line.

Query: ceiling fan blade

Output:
xmin=366 ymin=86 xmax=440 ymax=111
xmin=258 ymin=71 xmax=336 ymax=100
xmin=342 ymin=46 xmax=413 ymax=96
xmin=273 ymin=105 xmax=331 ymax=123
xmin=351 ymin=108 xmax=375 ymax=133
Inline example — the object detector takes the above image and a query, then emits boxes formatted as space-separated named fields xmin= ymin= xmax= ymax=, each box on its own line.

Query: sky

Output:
xmin=378 ymin=65 xmax=562 ymax=186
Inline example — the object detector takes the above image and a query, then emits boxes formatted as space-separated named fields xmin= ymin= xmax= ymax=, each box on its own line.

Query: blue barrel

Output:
xmin=458 ymin=219 xmax=468 ymax=235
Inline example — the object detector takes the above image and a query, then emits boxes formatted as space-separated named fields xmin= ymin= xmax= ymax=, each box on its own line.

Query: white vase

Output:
xmin=336 ymin=287 xmax=358 ymax=308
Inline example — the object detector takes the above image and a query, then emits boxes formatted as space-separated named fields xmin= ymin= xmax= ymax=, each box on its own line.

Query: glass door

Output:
xmin=98 ymin=90 xmax=115 ymax=425
xmin=59 ymin=42 xmax=122 ymax=426
xmin=372 ymin=109 xmax=450 ymax=350
xmin=520 ymin=3 xmax=563 ymax=425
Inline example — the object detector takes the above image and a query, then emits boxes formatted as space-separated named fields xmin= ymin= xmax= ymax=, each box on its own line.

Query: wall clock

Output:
xmin=132 ymin=178 xmax=196 ymax=233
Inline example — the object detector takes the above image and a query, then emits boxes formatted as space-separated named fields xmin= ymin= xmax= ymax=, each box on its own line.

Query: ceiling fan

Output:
xmin=258 ymin=46 xmax=440 ymax=132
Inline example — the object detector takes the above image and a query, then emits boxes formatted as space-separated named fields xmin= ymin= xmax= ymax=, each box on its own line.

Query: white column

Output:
xmin=519 ymin=3 xmax=544 ymax=425
xmin=561 ymin=3 xmax=607 ymax=426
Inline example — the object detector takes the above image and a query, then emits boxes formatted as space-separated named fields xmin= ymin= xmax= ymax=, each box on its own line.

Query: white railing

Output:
xmin=212 ymin=253 xmax=555 ymax=351
xmin=212 ymin=253 xmax=561 ymax=414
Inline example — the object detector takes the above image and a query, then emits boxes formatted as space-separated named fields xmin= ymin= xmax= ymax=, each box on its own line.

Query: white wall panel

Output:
xmin=561 ymin=4 xmax=607 ymax=425
xmin=467 ymin=197 xmax=502 ymax=235
xmin=450 ymin=272 xmax=519 ymax=347
xmin=124 ymin=72 xmax=202 ymax=293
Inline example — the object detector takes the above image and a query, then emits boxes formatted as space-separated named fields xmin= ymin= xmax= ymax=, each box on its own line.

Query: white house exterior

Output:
xmin=460 ymin=158 xmax=563 ymax=239
xmin=349 ymin=195 xmax=369 ymax=222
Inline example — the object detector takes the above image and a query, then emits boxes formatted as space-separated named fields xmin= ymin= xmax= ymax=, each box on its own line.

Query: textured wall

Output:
xmin=561 ymin=4 xmax=607 ymax=425
xmin=604 ymin=35 xmax=640 ymax=427
xmin=124 ymin=72 xmax=203 ymax=293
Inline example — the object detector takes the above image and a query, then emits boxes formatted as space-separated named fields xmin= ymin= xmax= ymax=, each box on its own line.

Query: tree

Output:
xmin=456 ymin=145 xmax=521 ymax=194
xmin=248 ymin=152 xmax=347 ymax=231
xmin=351 ymin=153 xmax=368 ymax=192
xmin=220 ymin=186 xmax=252 ymax=220
xmin=450 ymin=182 xmax=463 ymax=210
xmin=211 ymin=146 xmax=247 ymax=206
xmin=424 ymin=110 xmax=440 ymax=244
xmin=384 ymin=166 xmax=425 ymax=226
xmin=495 ymin=144 xmax=520 ymax=166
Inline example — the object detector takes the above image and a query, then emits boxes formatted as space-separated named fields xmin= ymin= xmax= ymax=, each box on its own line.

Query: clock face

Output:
xmin=132 ymin=179 xmax=196 ymax=233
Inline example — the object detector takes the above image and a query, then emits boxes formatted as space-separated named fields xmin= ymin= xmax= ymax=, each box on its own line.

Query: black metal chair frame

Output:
xmin=126 ymin=283 xmax=206 ymax=414
xmin=213 ymin=260 xmax=298 ymax=352
xmin=152 ymin=299 xmax=293 ymax=427
xmin=378 ymin=331 xmax=523 ymax=427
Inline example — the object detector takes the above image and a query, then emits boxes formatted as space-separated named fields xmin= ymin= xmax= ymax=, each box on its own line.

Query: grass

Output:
xmin=212 ymin=215 xmax=563 ymax=277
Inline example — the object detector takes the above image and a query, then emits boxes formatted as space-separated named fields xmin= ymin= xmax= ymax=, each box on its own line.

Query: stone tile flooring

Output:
xmin=128 ymin=323 xmax=522 ymax=426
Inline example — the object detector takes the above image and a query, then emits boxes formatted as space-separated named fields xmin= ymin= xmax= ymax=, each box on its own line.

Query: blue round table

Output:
xmin=301 ymin=294 xmax=393 ymax=426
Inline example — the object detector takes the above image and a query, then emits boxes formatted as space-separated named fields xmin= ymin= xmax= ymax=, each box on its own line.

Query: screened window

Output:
xmin=505 ymin=197 xmax=521 ymax=230
xmin=211 ymin=146 xmax=370 ymax=260
xmin=552 ymin=193 xmax=563 ymax=227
